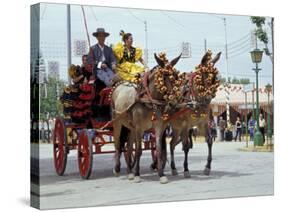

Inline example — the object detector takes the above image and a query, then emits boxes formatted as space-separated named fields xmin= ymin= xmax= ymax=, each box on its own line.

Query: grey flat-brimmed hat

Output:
xmin=92 ymin=28 xmax=110 ymax=37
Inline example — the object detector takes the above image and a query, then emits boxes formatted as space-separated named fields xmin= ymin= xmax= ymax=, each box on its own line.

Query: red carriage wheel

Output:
xmin=124 ymin=142 xmax=136 ymax=168
xmin=53 ymin=118 xmax=68 ymax=176
xmin=78 ymin=129 xmax=93 ymax=179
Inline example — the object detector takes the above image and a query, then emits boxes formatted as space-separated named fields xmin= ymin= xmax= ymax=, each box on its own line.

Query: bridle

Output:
xmin=180 ymin=72 xmax=197 ymax=102
xmin=138 ymin=68 xmax=168 ymax=106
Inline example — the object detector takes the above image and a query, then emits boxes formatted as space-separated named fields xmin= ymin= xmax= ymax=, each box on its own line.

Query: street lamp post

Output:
xmin=250 ymin=48 xmax=264 ymax=146
xmin=265 ymin=84 xmax=272 ymax=144
xmin=67 ymin=4 xmax=72 ymax=84
xmin=244 ymin=90 xmax=248 ymax=147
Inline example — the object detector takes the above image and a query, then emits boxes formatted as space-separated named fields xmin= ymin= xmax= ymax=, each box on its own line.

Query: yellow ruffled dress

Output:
xmin=113 ymin=42 xmax=144 ymax=82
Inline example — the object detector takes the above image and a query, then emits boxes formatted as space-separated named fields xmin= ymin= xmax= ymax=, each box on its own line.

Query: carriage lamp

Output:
xmin=250 ymin=48 xmax=264 ymax=146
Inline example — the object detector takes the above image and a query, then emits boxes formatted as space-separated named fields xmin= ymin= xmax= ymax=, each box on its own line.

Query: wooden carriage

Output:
xmin=53 ymin=78 xmax=157 ymax=179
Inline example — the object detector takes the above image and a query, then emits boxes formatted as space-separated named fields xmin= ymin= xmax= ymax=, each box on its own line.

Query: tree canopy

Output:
xmin=40 ymin=76 xmax=65 ymax=120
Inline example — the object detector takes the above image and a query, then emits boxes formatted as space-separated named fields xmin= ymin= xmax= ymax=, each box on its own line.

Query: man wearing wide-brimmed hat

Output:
xmin=88 ymin=28 xmax=116 ymax=87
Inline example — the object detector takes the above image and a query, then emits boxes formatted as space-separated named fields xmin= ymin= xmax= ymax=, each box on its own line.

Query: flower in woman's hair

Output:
xmin=119 ymin=30 xmax=125 ymax=37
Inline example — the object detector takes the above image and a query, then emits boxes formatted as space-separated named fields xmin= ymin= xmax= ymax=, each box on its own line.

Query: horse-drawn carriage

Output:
xmin=53 ymin=74 xmax=157 ymax=179
xmin=53 ymin=50 xmax=221 ymax=183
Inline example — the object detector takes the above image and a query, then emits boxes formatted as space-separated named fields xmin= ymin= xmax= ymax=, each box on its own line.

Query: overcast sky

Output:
xmin=36 ymin=3 xmax=273 ymax=86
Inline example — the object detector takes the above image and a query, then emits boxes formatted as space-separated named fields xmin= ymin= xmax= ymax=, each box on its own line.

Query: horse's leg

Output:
xmin=170 ymin=129 xmax=180 ymax=176
xmin=189 ymin=129 xmax=194 ymax=149
xmin=170 ymin=142 xmax=177 ymax=175
xmin=182 ymin=131 xmax=191 ymax=178
xmin=150 ymin=131 xmax=158 ymax=171
xmin=133 ymin=129 xmax=143 ymax=183
xmin=113 ymin=124 xmax=122 ymax=176
xmin=204 ymin=126 xmax=213 ymax=175
xmin=155 ymin=126 xmax=168 ymax=184
xmin=150 ymin=158 xmax=157 ymax=171
xmin=161 ymin=134 xmax=167 ymax=170
xmin=126 ymin=131 xmax=135 ymax=180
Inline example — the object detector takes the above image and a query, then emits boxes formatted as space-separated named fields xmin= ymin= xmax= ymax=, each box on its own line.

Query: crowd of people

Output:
xmin=214 ymin=113 xmax=268 ymax=143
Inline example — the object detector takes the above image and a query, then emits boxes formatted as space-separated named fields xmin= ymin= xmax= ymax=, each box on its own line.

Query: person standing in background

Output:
xmin=248 ymin=116 xmax=255 ymax=141
xmin=234 ymin=116 xmax=242 ymax=141
xmin=218 ymin=116 xmax=226 ymax=141
xmin=209 ymin=118 xmax=217 ymax=142
xmin=259 ymin=113 xmax=266 ymax=144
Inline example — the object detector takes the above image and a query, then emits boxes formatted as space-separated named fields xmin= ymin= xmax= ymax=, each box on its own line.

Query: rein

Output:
xmin=138 ymin=71 xmax=166 ymax=106
xmin=166 ymin=107 xmax=191 ymax=121
xmin=166 ymin=101 xmax=208 ymax=122
xmin=143 ymin=71 xmax=154 ymax=102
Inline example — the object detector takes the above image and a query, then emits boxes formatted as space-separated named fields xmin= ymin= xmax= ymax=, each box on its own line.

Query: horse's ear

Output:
xmin=170 ymin=53 xmax=182 ymax=67
xmin=200 ymin=52 xmax=209 ymax=66
xmin=154 ymin=53 xmax=165 ymax=68
xmin=211 ymin=52 xmax=222 ymax=65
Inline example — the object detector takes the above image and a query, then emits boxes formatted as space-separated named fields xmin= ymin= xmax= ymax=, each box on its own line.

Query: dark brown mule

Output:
xmin=159 ymin=51 xmax=221 ymax=177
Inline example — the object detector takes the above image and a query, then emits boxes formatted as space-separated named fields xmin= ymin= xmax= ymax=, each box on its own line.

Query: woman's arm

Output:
xmin=139 ymin=58 xmax=149 ymax=70
xmin=72 ymin=75 xmax=84 ymax=83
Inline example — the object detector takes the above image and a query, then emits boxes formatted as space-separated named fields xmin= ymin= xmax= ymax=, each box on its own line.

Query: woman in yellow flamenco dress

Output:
xmin=113 ymin=30 xmax=148 ymax=82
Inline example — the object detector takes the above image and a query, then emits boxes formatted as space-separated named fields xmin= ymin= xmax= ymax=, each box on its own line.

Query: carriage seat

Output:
xmin=91 ymin=87 xmax=112 ymax=122
xmin=99 ymin=87 xmax=112 ymax=105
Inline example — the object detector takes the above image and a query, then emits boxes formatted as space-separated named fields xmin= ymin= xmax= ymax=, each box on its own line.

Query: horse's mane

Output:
xmin=148 ymin=65 xmax=159 ymax=81
xmin=150 ymin=65 xmax=159 ymax=73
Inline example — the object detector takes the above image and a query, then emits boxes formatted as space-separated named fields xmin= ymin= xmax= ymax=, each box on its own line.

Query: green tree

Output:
xmin=250 ymin=16 xmax=273 ymax=62
xmin=219 ymin=77 xmax=231 ymax=84
xmin=231 ymin=77 xmax=250 ymax=84
xmin=220 ymin=77 xmax=250 ymax=85
xmin=251 ymin=16 xmax=274 ymax=94
xmin=40 ymin=76 xmax=66 ymax=120
xmin=239 ymin=78 xmax=250 ymax=85
xmin=231 ymin=77 xmax=240 ymax=84
xmin=220 ymin=77 xmax=226 ymax=84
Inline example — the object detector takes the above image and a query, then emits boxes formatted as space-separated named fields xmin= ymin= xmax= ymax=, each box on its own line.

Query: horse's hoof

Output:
xmin=134 ymin=176 xmax=141 ymax=183
xmin=171 ymin=169 xmax=178 ymax=176
xmin=160 ymin=176 xmax=169 ymax=184
xmin=203 ymin=167 xmax=211 ymax=176
xmin=184 ymin=171 xmax=191 ymax=178
xmin=113 ymin=168 xmax=120 ymax=177
xmin=150 ymin=164 xmax=157 ymax=172
xmin=128 ymin=173 xmax=135 ymax=180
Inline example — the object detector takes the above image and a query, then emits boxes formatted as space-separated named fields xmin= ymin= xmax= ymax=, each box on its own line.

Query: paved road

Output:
xmin=34 ymin=141 xmax=274 ymax=209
